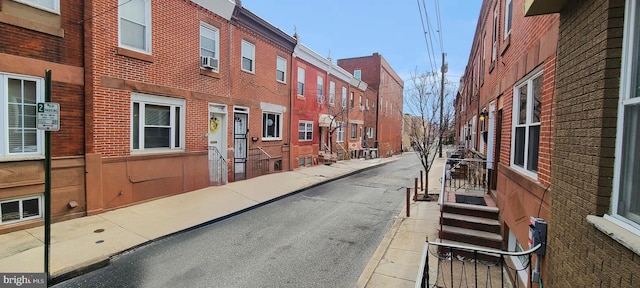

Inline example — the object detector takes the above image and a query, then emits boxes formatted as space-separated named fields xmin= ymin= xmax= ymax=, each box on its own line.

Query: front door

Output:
xmin=234 ymin=110 xmax=248 ymax=181
xmin=208 ymin=104 xmax=227 ymax=185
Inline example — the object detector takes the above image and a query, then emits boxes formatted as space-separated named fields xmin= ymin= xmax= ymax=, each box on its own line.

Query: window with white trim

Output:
xmin=329 ymin=81 xmax=335 ymax=104
xmin=14 ymin=0 xmax=59 ymax=13
xmin=511 ymin=69 xmax=542 ymax=177
xmin=119 ymin=0 xmax=151 ymax=53
xmin=262 ymin=111 xmax=282 ymax=140
xmin=350 ymin=92 xmax=354 ymax=108
xmin=276 ymin=56 xmax=286 ymax=83
xmin=612 ymin=0 xmax=640 ymax=228
xmin=200 ymin=24 xmax=219 ymax=72
xmin=354 ymin=69 xmax=361 ymax=80
xmin=298 ymin=121 xmax=313 ymax=141
xmin=492 ymin=5 xmax=498 ymax=62
xmin=341 ymin=87 xmax=347 ymax=107
xmin=508 ymin=231 xmax=528 ymax=284
xmin=0 ymin=195 xmax=42 ymax=224
xmin=504 ymin=0 xmax=513 ymax=38
xmin=241 ymin=40 xmax=255 ymax=73
xmin=0 ymin=73 xmax=43 ymax=157
xmin=131 ymin=94 xmax=185 ymax=151
xmin=367 ymin=127 xmax=374 ymax=139
xmin=317 ymin=76 xmax=324 ymax=102
xmin=297 ymin=67 xmax=305 ymax=96
xmin=336 ymin=122 xmax=345 ymax=142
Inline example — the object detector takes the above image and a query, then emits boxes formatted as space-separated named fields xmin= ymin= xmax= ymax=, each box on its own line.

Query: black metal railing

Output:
xmin=208 ymin=146 xmax=227 ymax=185
xmin=417 ymin=241 xmax=542 ymax=288
xmin=247 ymin=146 xmax=270 ymax=179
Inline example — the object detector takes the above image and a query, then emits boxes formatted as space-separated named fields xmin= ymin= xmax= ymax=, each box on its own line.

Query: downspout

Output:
xmin=289 ymin=43 xmax=296 ymax=170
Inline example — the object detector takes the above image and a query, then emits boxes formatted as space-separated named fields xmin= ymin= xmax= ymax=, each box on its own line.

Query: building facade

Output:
xmin=456 ymin=0 xmax=558 ymax=285
xmin=337 ymin=53 xmax=404 ymax=157
xmin=0 ymin=0 xmax=86 ymax=233
xmin=529 ymin=0 xmax=640 ymax=286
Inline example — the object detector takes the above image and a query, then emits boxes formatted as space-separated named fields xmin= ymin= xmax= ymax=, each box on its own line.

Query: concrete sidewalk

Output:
xmin=0 ymin=156 xmax=400 ymax=282
xmin=357 ymin=154 xmax=445 ymax=288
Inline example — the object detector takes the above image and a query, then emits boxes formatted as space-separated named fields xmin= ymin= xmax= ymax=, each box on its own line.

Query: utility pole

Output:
xmin=439 ymin=53 xmax=447 ymax=158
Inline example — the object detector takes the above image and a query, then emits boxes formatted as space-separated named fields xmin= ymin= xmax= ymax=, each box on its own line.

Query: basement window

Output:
xmin=0 ymin=196 xmax=42 ymax=224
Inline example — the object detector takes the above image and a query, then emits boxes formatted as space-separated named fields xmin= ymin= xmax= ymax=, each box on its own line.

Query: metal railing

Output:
xmin=208 ymin=146 xmax=227 ymax=185
xmin=247 ymin=146 xmax=271 ymax=179
xmin=417 ymin=241 xmax=542 ymax=288
xmin=442 ymin=157 xmax=488 ymax=205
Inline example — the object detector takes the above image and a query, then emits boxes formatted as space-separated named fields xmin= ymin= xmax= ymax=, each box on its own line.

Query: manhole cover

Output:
xmin=94 ymin=229 xmax=105 ymax=233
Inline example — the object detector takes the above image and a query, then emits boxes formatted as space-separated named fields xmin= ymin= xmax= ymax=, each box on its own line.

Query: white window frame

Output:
xmin=492 ymin=5 xmax=498 ymax=61
xmin=297 ymin=67 xmax=305 ymax=96
xmin=329 ymin=81 xmax=336 ymax=104
xmin=262 ymin=111 xmax=282 ymax=141
xmin=0 ymin=73 xmax=44 ymax=159
xmin=317 ymin=76 xmax=324 ymax=102
xmin=118 ymin=0 xmax=152 ymax=54
xmin=504 ymin=0 xmax=513 ymax=39
xmin=200 ymin=23 xmax=220 ymax=72
xmin=298 ymin=121 xmax=313 ymax=141
xmin=131 ymin=93 xmax=185 ymax=153
xmin=350 ymin=123 xmax=357 ymax=139
xmin=508 ymin=231 xmax=529 ymax=284
xmin=510 ymin=69 xmax=543 ymax=179
xmin=354 ymin=69 xmax=362 ymax=80
xmin=341 ymin=87 xmax=347 ymax=108
xmin=336 ymin=122 xmax=345 ymax=142
xmin=367 ymin=127 xmax=374 ymax=139
xmin=350 ymin=92 xmax=355 ymax=108
xmin=13 ymin=0 xmax=59 ymax=14
xmin=610 ymin=0 xmax=640 ymax=231
xmin=241 ymin=40 xmax=255 ymax=73
xmin=276 ymin=56 xmax=287 ymax=83
xmin=0 ymin=195 xmax=42 ymax=224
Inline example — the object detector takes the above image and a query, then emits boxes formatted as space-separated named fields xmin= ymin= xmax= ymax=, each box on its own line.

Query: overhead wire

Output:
xmin=416 ymin=0 xmax=437 ymax=77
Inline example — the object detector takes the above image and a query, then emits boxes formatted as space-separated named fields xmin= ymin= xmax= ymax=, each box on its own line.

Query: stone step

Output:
xmin=442 ymin=202 xmax=499 ymax=220
xmin=441 ymin=212 xmax=501 ymax=234
xmin=439 ymin=225 xmax=503 ymax=249
xmin=433 ymin=239 xmax=503 ymax=263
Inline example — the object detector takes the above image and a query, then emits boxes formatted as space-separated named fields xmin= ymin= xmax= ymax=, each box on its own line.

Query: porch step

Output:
xmin=439 ymin=225 xmax=503 ymax=249
xmin=442 ymin=202 xmax=499 ymax=220
xmin=441 ymin=212 xmax=501 ymax=234
xmin=434 ymin=239 xmax=503 ymax=263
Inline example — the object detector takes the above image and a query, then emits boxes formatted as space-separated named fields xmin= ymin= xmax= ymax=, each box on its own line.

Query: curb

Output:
xmin=49 ymin=158 xmax=397 ymax=285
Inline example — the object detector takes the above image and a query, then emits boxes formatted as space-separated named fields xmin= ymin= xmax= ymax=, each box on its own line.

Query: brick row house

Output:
xmin=457 ymin=0 xmax=640 ymax=286
xmin=455 ymin=0 xmax=558 ymax=285
xmin=1 ymin=0 xmax=404 ymax=233
xmin=0 ymin=0 xmax=86 ymax=233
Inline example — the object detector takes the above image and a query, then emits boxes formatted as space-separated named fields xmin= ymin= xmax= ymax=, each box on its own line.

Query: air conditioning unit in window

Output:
xmin=366 ymin=105 xmax=370 ymax=110
xmin=359 ymin=106 xmax=365 ymax=111
xmin=201 ymin=56 xmax=218 ymax=71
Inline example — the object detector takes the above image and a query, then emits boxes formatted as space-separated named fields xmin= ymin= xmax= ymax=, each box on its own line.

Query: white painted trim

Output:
xmin=13 ymin=0 xmax=59 ymax=14
xmin=0 ymin=73 xmax=44 ymax=158
xmin=130 ymin=93 xmax=186 ymax=153
xmin=118 ymin=0 xmax=152 ymax=54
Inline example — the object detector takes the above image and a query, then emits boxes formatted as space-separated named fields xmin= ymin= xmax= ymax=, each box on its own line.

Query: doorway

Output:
xmin=208 ymin=104 xmax=227 ymax=185
xmin=234 ymin=107 xmax=248 ymax=181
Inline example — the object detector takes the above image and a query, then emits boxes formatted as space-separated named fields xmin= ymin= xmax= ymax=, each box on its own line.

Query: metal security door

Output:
xmin=234 ymin=111 xmax=248 ymax=181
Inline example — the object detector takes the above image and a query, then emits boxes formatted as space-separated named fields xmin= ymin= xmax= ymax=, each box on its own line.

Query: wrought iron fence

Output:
xmin=441 ymin=157 xmax=488 ymax=205
xmin=208 ymin=146 xmax=227 ymax=185
xmin=247 ymin=146 xmax=270 ymax=179
xmin=417 ymin=241 xmax=542 ymax=288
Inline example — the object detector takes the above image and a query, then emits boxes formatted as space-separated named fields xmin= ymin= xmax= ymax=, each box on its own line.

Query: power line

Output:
xmin=434 ymin=0 xmax=444 ymax=53
xmin=416 ymin=0 xmax=437 ymax=76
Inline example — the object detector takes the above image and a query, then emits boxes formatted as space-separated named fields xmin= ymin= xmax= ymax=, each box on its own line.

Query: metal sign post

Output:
xmin=38 ymin=70 xmax=57 ymax=283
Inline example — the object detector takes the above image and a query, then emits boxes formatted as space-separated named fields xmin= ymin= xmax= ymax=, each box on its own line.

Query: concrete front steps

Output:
xmin=438 ymin=202 xmax=503 ymax=262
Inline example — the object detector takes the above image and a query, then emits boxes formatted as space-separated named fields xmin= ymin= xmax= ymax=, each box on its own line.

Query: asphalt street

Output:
xmin=53 ymin=153 xmax=423 ymax=288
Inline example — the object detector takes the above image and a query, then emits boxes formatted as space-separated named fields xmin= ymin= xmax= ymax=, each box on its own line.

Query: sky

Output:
xmin=241 ymin=0 xmax=482 ymax=90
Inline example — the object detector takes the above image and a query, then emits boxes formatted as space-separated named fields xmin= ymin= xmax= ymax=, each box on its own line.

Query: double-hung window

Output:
xmin=611 ymin=0 xmax=640 ymax=228
xmin=200 ymin=24 xmax=219 ymax=72
xmin=262 ymin=112 xmax=282 ymax=140
xmin=276 ymin=56 xmax=286 ymax=83
xmin=354 ymin=69 xmax=361 ymax=80
xmin=0 ymin=73 xmax=42 ymax=157
xmin=511 ymin=69 xmax=542 ymax=177
xmin=329 ymin=81 xmax=335 ymax=104
xmin=336 ymin=122 xmax=345 ymax=142
xmin=367 ymin=127 xmax=374 ymax=139
xmin=492 ymin=6 xmax=498 ymax=62
xmin=341 ymin=87 xmax=347 ymax=107
xmin=1 ymin=196 xmax=42 ymax=224
xmin=350 ymin=92 xmax=355 ymax=108
xmin=317 ymin=76 xmax=324 ymax=102
xmin=298 ymin=121 xmax=313 ymax=141
xmin=119 ymin=0 xmax=151 ymax=53
xmin=15 ymin=0 xmax=59 ymax=13
xmin=351 ymin=123 xmax=357 ymax=139
xmin=297 ymin=67 xmax=305 ymax=96
xmin=504 ymin=0 xmax=513 ymax=38
xmin=241 ymin=40 xmax=255 ymax=73
xmin=131 ymin=93 xmax=185 ymax=152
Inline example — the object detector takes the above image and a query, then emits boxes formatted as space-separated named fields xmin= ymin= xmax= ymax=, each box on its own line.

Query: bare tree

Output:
xmin=404 ymin=70 xmax=454 ymax=198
